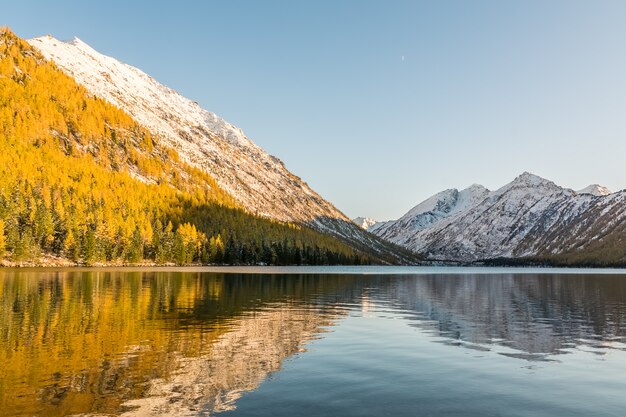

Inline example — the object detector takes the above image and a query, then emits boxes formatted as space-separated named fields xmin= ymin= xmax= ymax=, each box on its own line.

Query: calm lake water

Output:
xmin=1 ymin=267 xmax=626 ymax=416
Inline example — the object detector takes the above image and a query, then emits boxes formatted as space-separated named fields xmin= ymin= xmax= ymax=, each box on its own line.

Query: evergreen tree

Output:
xmin=33 ymin=202 xmax=54 ymax=251
xmin=14 ymin=228 xmax=39 ymax=261
xmin=63 ymin=229 xmax=81 ymax=262
xmin=151 ymin=219 xmax=164 ymax=263
xmin=126 ymin=227 xmax=144 ymax=263
xmin=0 ymin=220 xmax=5 ymax=258
xmin=173 ymin=231 xmax=187 ymax=265
xmin=82 ymin=227 xmax=97 ymax=265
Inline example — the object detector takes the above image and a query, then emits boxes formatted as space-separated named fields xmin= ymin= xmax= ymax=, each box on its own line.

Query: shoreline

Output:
xmin=1 ymin=264 xmax=626 ymax=275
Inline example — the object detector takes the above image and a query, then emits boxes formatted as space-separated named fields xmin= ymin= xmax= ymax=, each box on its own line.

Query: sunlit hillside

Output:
xmin=0 ymin=28 xmax=370 ymax=265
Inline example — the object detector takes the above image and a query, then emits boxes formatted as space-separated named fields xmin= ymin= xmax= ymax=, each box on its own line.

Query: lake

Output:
xmin=1 ymin=267 xmax=626 ymax=416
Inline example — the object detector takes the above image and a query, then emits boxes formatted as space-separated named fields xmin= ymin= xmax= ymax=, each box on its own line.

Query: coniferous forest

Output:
xmin=0 ymin=28 xmax=371 ymax=266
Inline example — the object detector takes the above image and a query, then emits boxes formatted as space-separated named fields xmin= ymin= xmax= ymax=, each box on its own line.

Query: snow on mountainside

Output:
xmin=28 ymin=35 xmax=415 ymax=263
xmin=372 ymin=184 xmax=490 ymax=246
xmin=28 ymin=35 xmax=345 ymax=226
xmin=352 ymin=217 xmax=378 ymax=229
xmin=577 ymin=184 xmax=612 ymax=196
xmin=371 ymin=172 xmax=626 ymax=262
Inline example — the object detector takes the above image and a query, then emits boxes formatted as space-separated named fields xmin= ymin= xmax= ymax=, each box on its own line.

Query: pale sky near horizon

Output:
xmin=4 ymin=1 xmax=626 ymax=220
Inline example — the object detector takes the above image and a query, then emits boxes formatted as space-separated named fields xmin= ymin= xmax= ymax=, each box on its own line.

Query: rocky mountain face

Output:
xmin=352 ymin=217 xmax=378 ymax=229
xmin=369 ymin=172 xmax=626 ymax=264
xmin=29 ymin=35 xmax=412 ymax=262
xmin=371 ymin=184 xmax=490 ymax=245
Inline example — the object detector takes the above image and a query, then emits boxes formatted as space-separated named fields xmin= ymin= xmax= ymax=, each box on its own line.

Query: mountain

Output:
xmin=370 ymin=172 xmax=626 ymax=265
xmin=28 ymin=35 xmax=336 ymax=224
xmin=371 ymin=184 xmax=490 ymax=246
xmin=27 ymin=34 xmax=411 ymax=263
xmin=352 ymin=217 xmax=378 ymax=229
xmin=0 ymin=27 xmax=402 ymax=265
xmin=577 ymin=184 xmax=612 ymax=196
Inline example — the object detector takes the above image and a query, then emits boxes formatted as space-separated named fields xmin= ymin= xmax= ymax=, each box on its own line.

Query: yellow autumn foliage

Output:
xmin=0 ymin=27 xmax=368 ymax=265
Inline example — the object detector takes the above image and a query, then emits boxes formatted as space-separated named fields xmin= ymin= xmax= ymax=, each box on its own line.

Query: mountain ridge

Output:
xmin=352 ymin=217 xmax=378 ymax=229
xmin=28 ymin=34 xmax=346 ymax=225
xmin=0 ymin=27 xmax=405 ymax=266
xmin=369 ymin=172 xmax=626 ymax=265
xmin=577 ymin=184 xmax=612 ymax=196
xmin=25 ymin=31 xmax=415 ymax=264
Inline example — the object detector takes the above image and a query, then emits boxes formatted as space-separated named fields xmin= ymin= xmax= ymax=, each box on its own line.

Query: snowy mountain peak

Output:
xmin=512 ymin=172 xmax=551 ymax=186
xmin=352 ymin=217 xmax=378 ymax=229
xmin=27 ymin=34 xmax=350 ymax=227
xmin=577 ymin=184 xmax=611 ymax=196
xmin=459 ymin=184 xmax=489 ymax=200
xmin=30 ymin=35 xmax=254 ymax=149
xmin=66 ymin=37 xmax=103 ymax=57
xmin=69 ymin=36 xmax=86 ymax=46
xmin=402 ymin=183 xmax=489 ymax=222
xmin=370 ymin=172 xmax=624 ymax=263
xmin=406 ymin=189 xmax=458 ymax=217
xmin=496 ymin=172 xmax=564 ymax=195
xmin=371 ymin=183 xmax=490 ymax=245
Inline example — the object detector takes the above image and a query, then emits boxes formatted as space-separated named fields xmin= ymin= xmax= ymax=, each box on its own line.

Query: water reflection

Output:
xmin=0 ymin=271 xmax=355 ymax=416
xmin=379 ymin=274 xmax=626 ymax=358
xmin=1 ymin=270 xmax=626 ymax=416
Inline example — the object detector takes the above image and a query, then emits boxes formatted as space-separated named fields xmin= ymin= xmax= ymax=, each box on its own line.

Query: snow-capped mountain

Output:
xmin=371 ymin=184 xmax=490 ymax=245
xmin=28 ymin=35 xmax=344 ymax=226
xmin=577 ymin=184 xmax=612 ymax=196
xmin=370 ymin=172 xmax=625 ymax=263
xmin=352 ymin=217 xmax=378 ymax=229
xmin=28 ymin=35 xmax=414 ymax=261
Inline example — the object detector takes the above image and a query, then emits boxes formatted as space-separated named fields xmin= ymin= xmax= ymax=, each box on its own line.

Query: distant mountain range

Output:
xmin=358 ymin=172 xmax=626 ymax=266
xmin=3 ymin=27 xmax=623 ymax=266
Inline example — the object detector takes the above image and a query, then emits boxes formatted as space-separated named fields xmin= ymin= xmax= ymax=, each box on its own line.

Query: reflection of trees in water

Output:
xmin=124 ymin=304 xmax=341 ymax=416
xmin=379 ymin=274 xmax=626 ymax=356
xmin=3 ymin=271 xmax=626 ymax=415
xmin=0 ymin=271 xmax=357 ymax=416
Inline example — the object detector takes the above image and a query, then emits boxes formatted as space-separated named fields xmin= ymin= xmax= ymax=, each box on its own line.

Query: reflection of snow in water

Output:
xmin=4 ymin=271 xmax=626 ymax=416
xmin=376 ymin=274 xmax=626 ymax=358
xmin=121 ymin=306 xmax=341 ymax=416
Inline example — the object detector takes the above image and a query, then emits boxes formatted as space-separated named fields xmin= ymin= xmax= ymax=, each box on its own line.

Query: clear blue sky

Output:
xmin=4 ymin=1 xmax=626 ymax=220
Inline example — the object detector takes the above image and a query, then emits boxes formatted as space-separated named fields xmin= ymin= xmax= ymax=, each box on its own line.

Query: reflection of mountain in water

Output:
xmin=0 ymin=271 xmax=356 ymax=416
xmin=123 ymin=305 xmax=341 ymax=416
xmin=3 ymin=271 xmax=626 ymax=415
xmin=377 ymin=274 xmax=626 ymax=358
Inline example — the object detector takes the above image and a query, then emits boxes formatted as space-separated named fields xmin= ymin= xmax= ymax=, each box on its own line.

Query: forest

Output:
xmin=0 ymin=28 xmax=370 ymax=265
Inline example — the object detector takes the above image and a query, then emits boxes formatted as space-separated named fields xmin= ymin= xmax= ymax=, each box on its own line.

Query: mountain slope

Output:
xmin=28 ymin=36 xmax=344 ymax=224
xmin=371 ymin=184 xmax=490 ymax=246
xmin=352 ymin=217 xmax=378 ymax=229
xmin=27 ymin=34 xmax=412 ymax=263
xmin=371 ymin=172 xmax=626 ymax=264
xmin=0 ymin=28 xmax=375 ymax=265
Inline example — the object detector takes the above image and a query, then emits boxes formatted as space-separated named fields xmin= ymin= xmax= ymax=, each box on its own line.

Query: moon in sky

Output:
xmin=401 ymin=55 xmax=405 ymax=61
